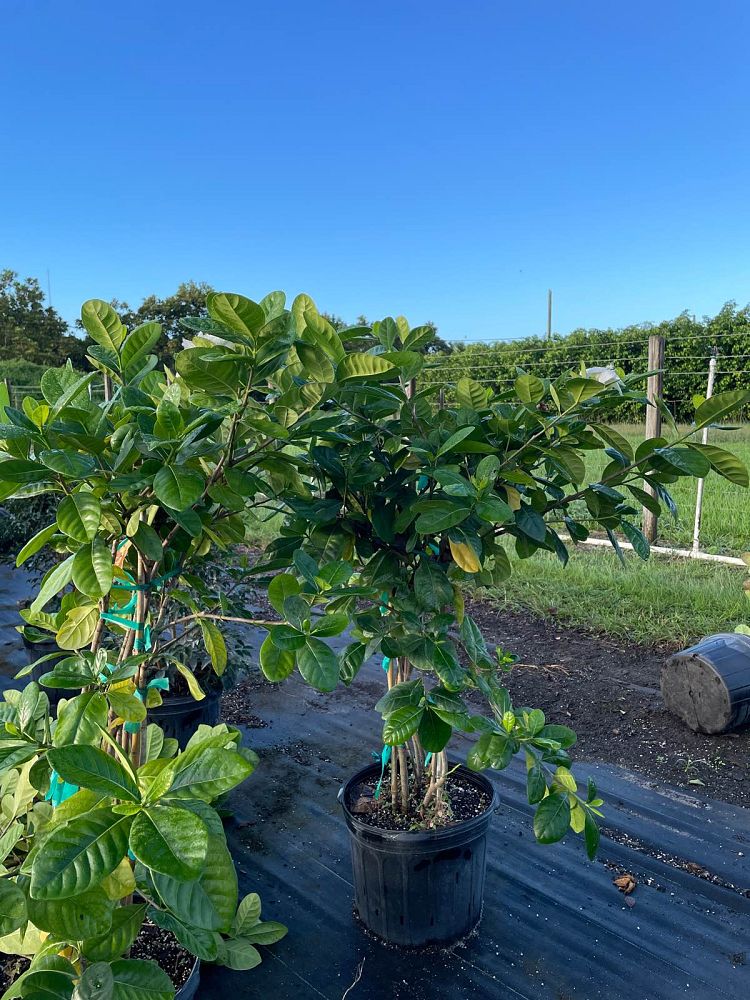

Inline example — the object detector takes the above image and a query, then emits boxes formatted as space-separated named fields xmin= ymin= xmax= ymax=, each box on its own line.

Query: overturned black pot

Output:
xmin=147 ymin=691 xmax=221 ymax=748
xmin=339 ymin=762 xmax=497 ymax=947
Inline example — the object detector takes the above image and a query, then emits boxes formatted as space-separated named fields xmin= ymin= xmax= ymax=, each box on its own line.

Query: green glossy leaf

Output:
xmin=216 ymin=937 xmax=262 ymax=971
xmin=414 ymin=560 xmax=452 ymax=610
xmin=81 ymin=299 xmax=127 ymax=353
xmin=241 ymin=919 xmax=288 ymax=945
xmin=16 ymin=522 xmax=58 ymax=568
xmin=150 ymin=872 xmax=221 ymax=931
xmin=584 ymin=811 xmax=600 ymax=860
xmin=199 ymin=620 xmax=227 ymax=676
xmin=26 ymin=885 xmax=114 ymax=940
xmin=109 ymin=689 xmax=148 ymax=723
xmin=82 ymin=903 xmax=147 ymax=962
xmin=53 ymin=691 xmax=108 ymax=746
xmin=515 ymin=373 xmax=545 ymax=405
xmin=165 ymin=747 xmax=253 ymax=802
xmin=121 ymin=322 xmax=162 ymax=372
xmin=196 ymin=827 xmax=237 ymax=934
xmin=30 ymin=808 xmax=132 ymax=900
xmin=259 ymin=634 xmax=295 ymax=682
xmin=533 ymin=792 xmax=571 ymax=844
xmin=129 ymin=805 xmax=208 ymax=881
xmin=436 ymin=426 xmax=476 ymax=457
xmin=694 ymin=388 xmax=750 ymax=428
xmin=267 ymin=573 xmax=301 ymax=616
xmin=30 ymin=555 xmax=74 ymax=612
xmin=417 ymin=708 xmax=452 ymax=752
xmin=336 ymin=353 xmax=395 ymax=381
xmin=687 ymin=442 xmax=749 ymax=486
xmin=207 ymin=292 xmax=265 ymax=339
xmin=39 ymin=449 xmax=97 ymax=479
xmin=0 ymin=880 xmax=27 ymax=936
xmin=148 ymin=907 xmax=218 ymax=961
xmin=0 ymin=458 xmax=50 ymax=484
xmin=57 ymin=493 xmax=102 ymax=543
xmin=232 ymin=892 xmax=261 ymax=934
xmin=73 ymin=961 xmax=114 ymax=1000
xmin=109 ymin=958 xmax=174 ymax=1000
xmin=656 ymin=446 xmax=710 ymax=477
xmin=48 ymin=745 xmax=140 ymax=802
xmin=383 ymin=704 xmax=424 ymax=745
xmin=153 ymin=465 xmax=204 ymax=510
xmin=297 ymin=637 xmax=339 ymax=691
xmin=622 ymin=521 xmax=650 ymax=560
xmin=56 ymin=603 xmax=99 ymax=650
xmin=73 ymin=539 xmax=114 ymax=600
xmin=130 ymin=521 xmax=164 ymax=563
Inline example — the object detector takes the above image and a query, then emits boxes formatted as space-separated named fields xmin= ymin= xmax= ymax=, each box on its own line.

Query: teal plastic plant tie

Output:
xmin=123 ymin=677 xmax=169 ymax=734
xmin=45 ymin=769 xmax=78 ymax=808
xmin=417 ymin=474 xmax=428 ymax=490
xmin=382 ymin=656 xmax=390 ymax=672
xmin=373 ymin=745 xmax=392 ymax=800
xmin=424 ymin=752 xmax=433 ymax=767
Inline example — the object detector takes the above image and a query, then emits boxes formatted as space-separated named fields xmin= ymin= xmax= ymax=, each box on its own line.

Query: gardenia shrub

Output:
xmin=255 ymin=309 xmax=750 ymax=852
xmin=0 ymin=683 xmax=285 ymax=996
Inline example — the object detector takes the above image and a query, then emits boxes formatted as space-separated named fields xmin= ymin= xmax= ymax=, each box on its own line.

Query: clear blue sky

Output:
xmin=2 ymin=0 xmax=749 ymax=342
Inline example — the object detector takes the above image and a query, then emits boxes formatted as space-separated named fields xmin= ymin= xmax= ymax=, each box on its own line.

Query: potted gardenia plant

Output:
xmin=4 ymin=292 xmax=323 ymax=739
xmin=0 ymin=290 xmax=336 ymax=994
xmin=0 ymin=682 xmax=285 ymax=997
xmin=256 ymin=311 xmax=750 ymax=946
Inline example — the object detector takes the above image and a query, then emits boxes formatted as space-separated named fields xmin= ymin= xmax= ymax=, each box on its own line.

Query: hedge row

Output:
xmin=423 ymin=302 xmax=750 ymax=423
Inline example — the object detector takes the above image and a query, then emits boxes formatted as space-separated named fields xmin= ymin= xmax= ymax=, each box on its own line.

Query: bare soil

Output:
xmin=131 ymin=919 xmax=195 ymax=990
xmin=466 ymin=598 xmax=750 ymax=806
xmin=348 ymin=768 xmax=492 ymax=831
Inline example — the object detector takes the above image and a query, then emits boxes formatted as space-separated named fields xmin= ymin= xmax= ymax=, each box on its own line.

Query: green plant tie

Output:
xmin=124 ymin=677 xmax=170 ymax=734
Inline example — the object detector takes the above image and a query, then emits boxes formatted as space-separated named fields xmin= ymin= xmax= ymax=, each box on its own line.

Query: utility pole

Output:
xmin=546 ymin=289 xmax=552 ymax=340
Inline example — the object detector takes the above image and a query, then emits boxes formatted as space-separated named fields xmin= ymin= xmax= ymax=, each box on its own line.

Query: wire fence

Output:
xmin=423 ymin=333 xmax=750 ymax=560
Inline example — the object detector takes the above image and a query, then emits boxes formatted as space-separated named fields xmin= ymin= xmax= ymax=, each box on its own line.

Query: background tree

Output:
xmin=0 ymin=270 xmax=87 ymax=368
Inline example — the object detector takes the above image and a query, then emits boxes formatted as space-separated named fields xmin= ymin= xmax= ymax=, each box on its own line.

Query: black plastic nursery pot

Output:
xmin=147 ymin=690 xmax=221 ymax=747
xmin=340 ymin=761 xmax=498 ymax=948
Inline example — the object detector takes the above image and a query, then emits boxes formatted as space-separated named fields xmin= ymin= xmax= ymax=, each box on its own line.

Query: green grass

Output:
xmin=583 ymin=423 xmax=750 ymax=555
xmin=487 ymin=544 xmax=747 ymax=648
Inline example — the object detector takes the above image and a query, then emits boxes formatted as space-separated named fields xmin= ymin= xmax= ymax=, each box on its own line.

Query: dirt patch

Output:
xmin=0 ymin=956 xmax=29 ymax=993
xmin=467 ymin=598 xmax=750 ymax=806
xmin=131 ymin=918 xmax=195 ymax=990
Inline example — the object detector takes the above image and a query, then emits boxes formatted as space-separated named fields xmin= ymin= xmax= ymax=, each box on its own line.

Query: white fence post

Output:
xmin=691 ymin=354 xmax=718 ymax=554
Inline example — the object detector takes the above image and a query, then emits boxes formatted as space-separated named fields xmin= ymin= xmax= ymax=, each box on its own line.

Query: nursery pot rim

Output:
xmin=339 ymin=759 xmax=499 ymax=845
xmin=175 ymin=955 xmax=200 ymax=999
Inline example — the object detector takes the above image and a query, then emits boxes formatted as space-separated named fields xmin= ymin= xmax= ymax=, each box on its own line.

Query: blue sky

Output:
xmin=2 ymin=0 xmax=749 ymax=342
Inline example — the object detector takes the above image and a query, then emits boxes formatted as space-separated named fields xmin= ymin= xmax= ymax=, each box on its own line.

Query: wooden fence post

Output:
xmin=642 ymin=334 xmax=665 ymax=543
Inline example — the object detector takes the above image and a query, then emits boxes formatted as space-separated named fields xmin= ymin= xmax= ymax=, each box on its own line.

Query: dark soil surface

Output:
xmin=348 ymin=768 xmax=492 ymax=831
xmin=466 ymin=597 xmax=750 ymax=806
xmin=131 ymin=919 xmax=194 ymax=990
xmin=0 ymin=956 xmax=29 ymax=993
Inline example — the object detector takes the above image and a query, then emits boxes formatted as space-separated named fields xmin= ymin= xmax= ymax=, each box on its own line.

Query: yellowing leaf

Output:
xmin=504 ymin=486 xmax=522 ymax=511
xmin=449 ymin=539 xmax=480 ymax=573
